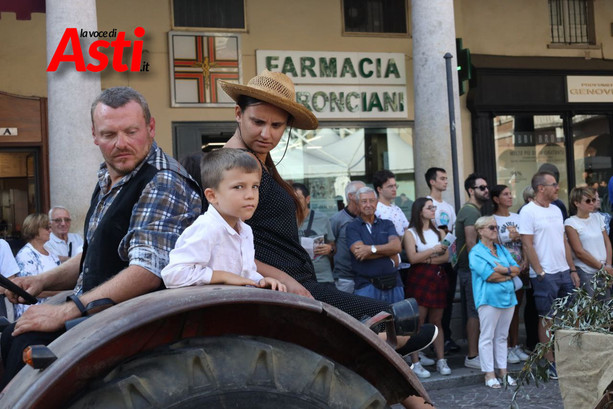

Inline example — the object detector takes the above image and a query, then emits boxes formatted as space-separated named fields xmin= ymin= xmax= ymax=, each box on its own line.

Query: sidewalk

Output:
xmin=392 ymin=347 xmax=564 ymax=409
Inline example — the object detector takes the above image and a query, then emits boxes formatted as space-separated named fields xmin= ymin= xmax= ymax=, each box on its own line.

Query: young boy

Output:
xmin=161 ymin=148 xmax=286 ymax=291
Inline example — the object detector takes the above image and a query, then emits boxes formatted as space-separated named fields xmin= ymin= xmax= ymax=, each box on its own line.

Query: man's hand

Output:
xmin=570 ymin=271 xmax=580 ymax=288
xmin=313 ymin=243 xmax=332 ymax=256
xmin=12 ymin=302 xmax=79 ymax=336
xmin=352 ymin=244 xmax=372 ymax=261
xmin=5 ymin=276 xmax=44 ymax=305
xmin=257 ymin=277 xmax=287 ymax=292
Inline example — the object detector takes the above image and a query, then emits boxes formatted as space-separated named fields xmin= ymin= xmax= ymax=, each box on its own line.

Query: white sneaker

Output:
xmin=512 ymin=345 xmax=530 ymax=361
xmin=507 ymin=347 xmax=520 ymax=364
xmin=411 ymin=362 xmax=431 ymax=378
xmin=464 ymin=355 xmax=481 ymax=369
xmin=419 ymin=351 xmax=435 ymax=366
xmin=437 ymin=358 xmax=451 ymax=375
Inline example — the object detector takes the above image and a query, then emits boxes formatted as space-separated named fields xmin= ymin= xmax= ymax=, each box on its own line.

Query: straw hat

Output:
xmin=221 ymin=70 xmax=318 ymax=130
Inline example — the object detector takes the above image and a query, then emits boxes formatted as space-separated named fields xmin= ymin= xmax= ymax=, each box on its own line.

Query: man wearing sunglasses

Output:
xmin=455 ymin=173 xmax=490 ymax=370
xmin=44 ymin=206 xmax=84 ymax=263
xmin=519 ymin=170 xmax=579 ymax=379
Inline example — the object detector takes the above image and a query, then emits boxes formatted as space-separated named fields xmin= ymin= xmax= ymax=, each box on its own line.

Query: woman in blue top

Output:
xmin=469 ymin=216 xmax=520 ymax=389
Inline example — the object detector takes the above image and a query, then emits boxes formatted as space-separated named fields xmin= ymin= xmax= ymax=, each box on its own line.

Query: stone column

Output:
xmin=411 ymin=0 xmax=463 ymax=205
xmin=46 ymin=0 xmax=101 ymax=235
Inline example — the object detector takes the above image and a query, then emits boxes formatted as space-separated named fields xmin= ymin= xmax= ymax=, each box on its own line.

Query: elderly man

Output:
xmin=347 ymin=187 xmax=403 ymax=303
xmin=329 ymin=180 xmax=365 ymax=293
xmin=44 ymin=206 xmax=84 ymax=262
xmin=1 ymin=87 xmax=202 ymax=387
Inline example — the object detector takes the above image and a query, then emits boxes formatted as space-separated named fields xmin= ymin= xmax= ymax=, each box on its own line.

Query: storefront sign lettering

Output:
xmin=0 ymin=128 xmax=18 ymax=136
xmin=257 ymin=51 xmax=407 ymax=119
xmin=567 ymin=76 xmax=613 ymax=103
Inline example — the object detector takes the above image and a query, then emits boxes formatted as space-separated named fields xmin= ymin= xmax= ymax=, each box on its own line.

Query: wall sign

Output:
xmin=567 ymin=76 xmax=613 ymax=103
xmin=169 ymin=32 xmax=241 ymax=107
xmin=257 ymin=50 xmax=408 ymax=120
xmin=0 ymin=128 xmax=18 ymax=136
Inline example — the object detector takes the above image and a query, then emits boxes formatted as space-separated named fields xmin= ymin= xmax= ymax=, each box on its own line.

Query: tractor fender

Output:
xmin=0 ymin=286 xmax=430 ymax=408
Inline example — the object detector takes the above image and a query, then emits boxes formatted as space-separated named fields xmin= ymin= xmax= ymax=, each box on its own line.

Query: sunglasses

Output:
xmin=425 ymin=205 xmax=437 ymax=211
xmin=485 ymin=225 xmax=498 ymax=231
xmin=473 ymin=185 xmax=489 ymax=191
xmin=583 ymin=198 xmax=595 ymax=204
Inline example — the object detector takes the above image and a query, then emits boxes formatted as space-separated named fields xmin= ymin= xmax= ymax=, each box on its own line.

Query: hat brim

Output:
xmin=221 ymin=81 xmax=318 ymax=130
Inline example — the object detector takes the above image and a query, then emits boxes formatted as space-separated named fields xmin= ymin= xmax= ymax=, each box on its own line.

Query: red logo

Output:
xmin=47 ymin=27 xmax=148 ymax=72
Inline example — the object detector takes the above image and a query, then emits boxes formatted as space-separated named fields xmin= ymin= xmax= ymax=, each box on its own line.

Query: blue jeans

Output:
xmin=354 ymin=284 xmax=404 ymax=304
xmin=531 ymin=270 xmax=574 ymax=316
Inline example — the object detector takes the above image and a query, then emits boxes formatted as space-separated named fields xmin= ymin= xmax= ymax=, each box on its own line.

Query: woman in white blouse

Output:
xmin=564 ymin=187 xmax=613 ymax=298
xmin=14 ymin=213 xmax=60 ymax=319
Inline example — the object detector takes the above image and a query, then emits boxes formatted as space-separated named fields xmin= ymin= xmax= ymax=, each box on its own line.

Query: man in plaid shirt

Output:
xmin=1 ymin=87 xmax=202 ymax=387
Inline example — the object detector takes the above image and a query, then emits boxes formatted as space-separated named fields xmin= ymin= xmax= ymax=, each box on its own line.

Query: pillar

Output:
xmin=411 ymin=0 xmax=463 ymax=205
xmin=46 ymin=0 xmax=101 ymax=235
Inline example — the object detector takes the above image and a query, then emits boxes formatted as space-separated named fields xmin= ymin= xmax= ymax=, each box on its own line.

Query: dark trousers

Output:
xmin=523 ymin=287 xmax=539 ymax=351
xmin=0 ymin=322 xmax=63 ymax=389
xmin=441 ymin=263 xmax=457 ymax=341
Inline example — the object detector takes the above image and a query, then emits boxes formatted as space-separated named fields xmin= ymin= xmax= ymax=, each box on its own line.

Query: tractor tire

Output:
xmin=66 ymin=335 xmax=390 ymax=409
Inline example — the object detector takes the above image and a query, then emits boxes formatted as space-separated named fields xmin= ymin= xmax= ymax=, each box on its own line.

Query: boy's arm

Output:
xmin=210 ymin=270 xmax=257 ymax=286
xmin=160 ymin=223 xmax=214 ymax=288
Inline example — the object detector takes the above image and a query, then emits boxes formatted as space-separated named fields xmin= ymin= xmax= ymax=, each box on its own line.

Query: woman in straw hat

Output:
xmin=221 ymin=71 xmax=434 ymax=408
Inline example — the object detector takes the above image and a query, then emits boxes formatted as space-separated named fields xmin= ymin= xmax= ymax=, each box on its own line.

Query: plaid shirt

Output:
xmin=76 ymin=142 xmax=202 ymax=294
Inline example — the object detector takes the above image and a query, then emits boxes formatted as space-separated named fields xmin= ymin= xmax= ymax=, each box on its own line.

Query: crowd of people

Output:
xmin=0 ymin=70 xmax=611 ymax=407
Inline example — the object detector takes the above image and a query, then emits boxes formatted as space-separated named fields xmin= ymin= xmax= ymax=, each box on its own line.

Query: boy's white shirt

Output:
xmin=161 ymin=205 xmax=263 ymax=287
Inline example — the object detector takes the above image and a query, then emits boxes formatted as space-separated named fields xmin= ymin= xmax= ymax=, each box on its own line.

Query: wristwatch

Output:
xmin=538 ymin=270 xmax=547 ymax=278
xmin=371 ymin=245 xmax=377 ymax=254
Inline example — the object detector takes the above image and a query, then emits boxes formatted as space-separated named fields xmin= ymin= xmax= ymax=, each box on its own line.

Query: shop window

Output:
xmin=272 ymin=125 xmax=414 ymax=219
xmin=342 ymin=0 xmax=408 ymax=36
xmin=572 ymin=114 xmax=612 ymax=210
xmin=493 ymin=115 xmax=568 ymax=212
xmin=172 ymin=0 xmax=245 ymax=30
xmin=548 ymin=0 xmax=595 ymax=45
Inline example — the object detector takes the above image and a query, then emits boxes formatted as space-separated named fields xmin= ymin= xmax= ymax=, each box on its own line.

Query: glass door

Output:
xmin=493 ymin=114 xmax=568 ymax=212
xmin=572 ymin=114 xmax=612 ymax=210
xmin=0 ymin=149 xmax=39 ymax=249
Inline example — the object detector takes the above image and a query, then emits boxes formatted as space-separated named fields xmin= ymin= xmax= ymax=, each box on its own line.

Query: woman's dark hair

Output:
xmin=490 ymin=184 xmax=508 ymax=213
xmin=180 ymin=151 xmax=205 ymax=191
xmin=236 ymin=95 xmax=305 ymax=222
xmin=408 ymin=197 xmax=439 ymax=245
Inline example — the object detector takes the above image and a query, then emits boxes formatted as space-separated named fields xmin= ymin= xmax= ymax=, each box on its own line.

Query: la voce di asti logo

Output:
xmin=47 ymin=27 xmax=150 ymax=72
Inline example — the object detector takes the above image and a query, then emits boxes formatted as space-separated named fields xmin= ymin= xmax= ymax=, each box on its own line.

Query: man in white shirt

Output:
xmin=44 ymin=206 xmax=84 ymax=263
xmin=426 ymin=167 xmax=456 ymax=233
xmin=519 ymin=170 xmax=579 ymax=378
xmin=425 ymin=167 xmax=459 ymax=354
xmin=373 ymin=170 xmax=408 ymax=237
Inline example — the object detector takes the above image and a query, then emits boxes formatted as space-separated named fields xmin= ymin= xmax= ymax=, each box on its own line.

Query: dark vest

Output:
xmin=80 ymin=163 xmax=159 ymax=293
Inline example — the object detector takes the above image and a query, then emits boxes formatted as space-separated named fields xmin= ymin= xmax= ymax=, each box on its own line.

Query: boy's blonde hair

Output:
xmin=200 ymin=148 xmax=260 ymax=190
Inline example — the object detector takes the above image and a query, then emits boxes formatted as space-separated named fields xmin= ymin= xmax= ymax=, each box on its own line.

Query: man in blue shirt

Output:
xmin=347 ymin=187 xmax=403 ymax=303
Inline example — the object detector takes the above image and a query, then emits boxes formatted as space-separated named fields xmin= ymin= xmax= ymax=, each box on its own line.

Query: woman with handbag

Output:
xmin=469 ymin=216 xmax=520 ymax=388
xmin=490 ymin=185 xmax=530 ymax=363
xmin=403 ymin=197 xmax=451 ymax=378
